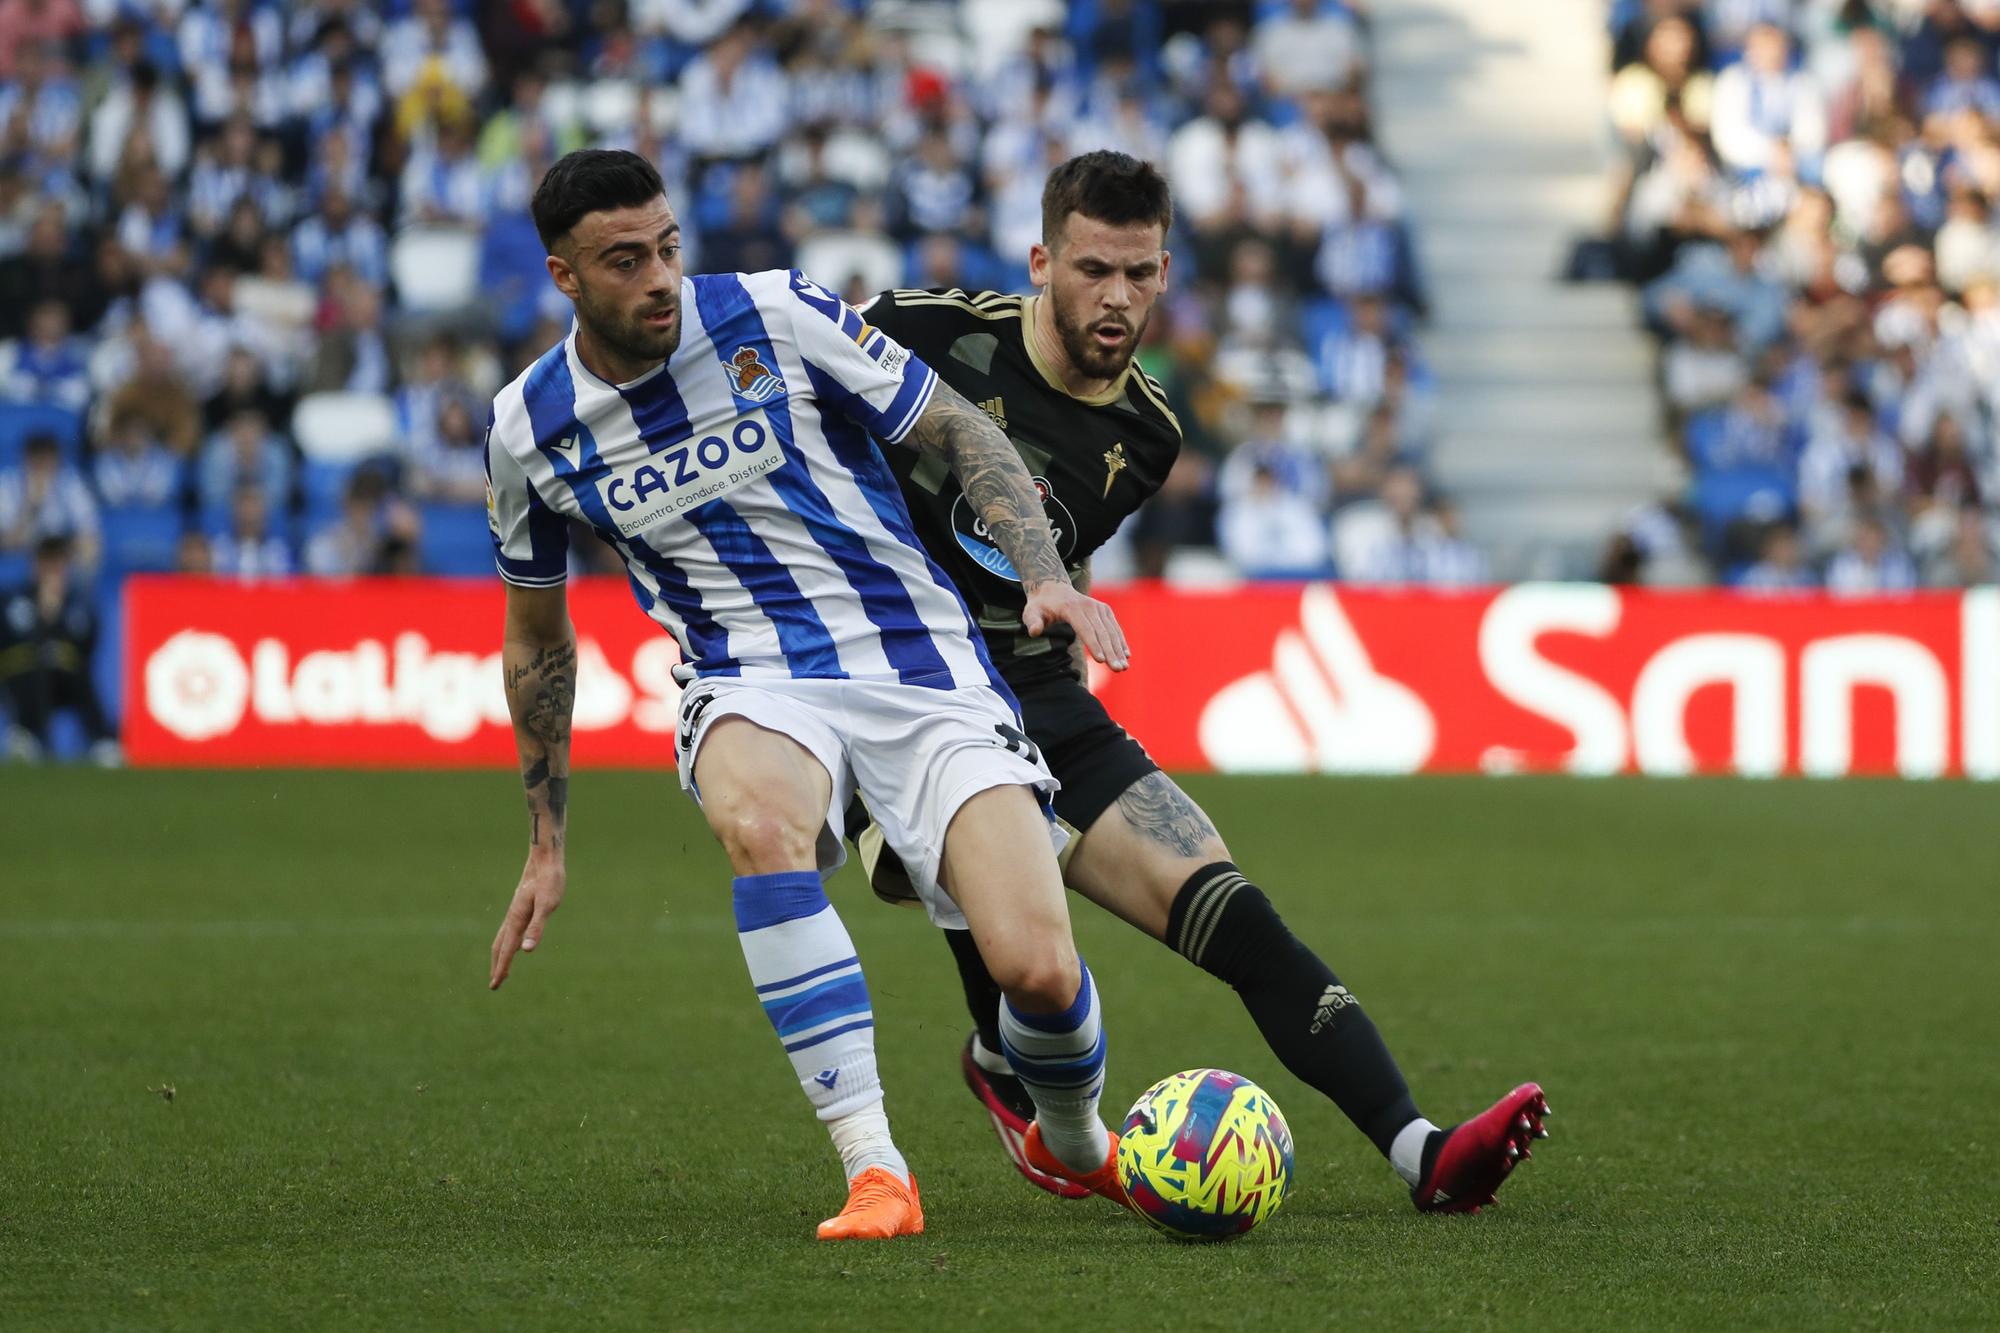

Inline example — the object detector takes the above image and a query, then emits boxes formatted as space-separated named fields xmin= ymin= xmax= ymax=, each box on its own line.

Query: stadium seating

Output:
xmin=417 ymin=501 xmax=497 ymax=577
xmin=389 ymin=228 xmax=485 ymax=315
xmin=291 ymin=394 xmax=398 ymax=465
xmin=0 ymin=402 xmax=86 ymax=468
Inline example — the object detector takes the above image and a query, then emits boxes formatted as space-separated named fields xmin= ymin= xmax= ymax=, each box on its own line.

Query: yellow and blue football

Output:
xmin=1117 ymin=1068 xmax=1294 ymax=1240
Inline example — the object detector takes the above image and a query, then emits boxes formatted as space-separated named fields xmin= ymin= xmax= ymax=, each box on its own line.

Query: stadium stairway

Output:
xmin=1372 ymin=0 xmax=1679 ymax=579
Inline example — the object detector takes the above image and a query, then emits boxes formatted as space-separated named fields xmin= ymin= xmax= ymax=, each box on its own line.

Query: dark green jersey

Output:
xmin=861 ymin=288 xmax=1183 ymax=687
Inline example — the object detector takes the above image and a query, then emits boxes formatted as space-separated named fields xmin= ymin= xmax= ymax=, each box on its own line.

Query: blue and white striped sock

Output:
xmin=733 ymin=871 xmax=906 ymax=1181
xmin=999 ymin=960 xmax=1111 ymax=1174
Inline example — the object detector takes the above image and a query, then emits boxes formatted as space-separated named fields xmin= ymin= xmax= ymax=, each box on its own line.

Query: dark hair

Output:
xmin=1040 ymin=150 xmax=1173 ymax=249
xmin=531 ymin=149 xmax=665 ymax=251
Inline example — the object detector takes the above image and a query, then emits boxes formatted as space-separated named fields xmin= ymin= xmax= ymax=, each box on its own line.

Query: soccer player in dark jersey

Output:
xmin=852 ymin=151 xmax=1550 ymax=1213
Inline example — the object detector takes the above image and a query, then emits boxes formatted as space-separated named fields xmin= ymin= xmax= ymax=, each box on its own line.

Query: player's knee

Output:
xmin=714 ymin=808 xmax=818 ymax=874
xmin=990 ymin=948 xmax=1082 ymax=1014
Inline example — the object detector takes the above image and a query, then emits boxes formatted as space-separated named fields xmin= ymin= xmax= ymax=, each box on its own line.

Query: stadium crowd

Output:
xmin=0 ymin=0 xmax=1462 ymax=758
xmin=1604 ymin=0 xmax=2000 ymax=590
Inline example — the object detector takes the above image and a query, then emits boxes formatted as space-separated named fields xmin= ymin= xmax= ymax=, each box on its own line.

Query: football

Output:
xmin=1117 ymin=1069 xmax=1294 ymax=1240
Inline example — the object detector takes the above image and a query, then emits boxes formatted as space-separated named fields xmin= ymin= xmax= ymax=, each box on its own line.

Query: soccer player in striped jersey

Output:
xmin=482 ymin=150 xmax=1137 ymax=1239
xmin=853 ymin=151 xmax=1550 ymax=1214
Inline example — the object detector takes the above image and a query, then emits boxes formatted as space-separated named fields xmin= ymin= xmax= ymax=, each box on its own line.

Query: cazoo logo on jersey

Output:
xmin=598 ymin=408 xmax=784 ymax=536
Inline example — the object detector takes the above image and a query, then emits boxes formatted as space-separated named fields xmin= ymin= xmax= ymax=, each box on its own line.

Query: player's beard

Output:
xmin=1050 ymin=287 xmax=1148 ymax=383
xmin=576 ymin=281 xmax=682 ymax=370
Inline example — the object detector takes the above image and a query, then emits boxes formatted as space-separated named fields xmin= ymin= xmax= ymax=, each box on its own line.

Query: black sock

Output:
xmin=944 ymin=926 xmax=1006 ymax=1060
xmin=1167 ymin=862 xmax=1421 ymax=1158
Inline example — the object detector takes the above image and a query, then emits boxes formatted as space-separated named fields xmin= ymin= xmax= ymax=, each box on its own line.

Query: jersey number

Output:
xmin=993 ymin=722 xmax=1041 ymax=766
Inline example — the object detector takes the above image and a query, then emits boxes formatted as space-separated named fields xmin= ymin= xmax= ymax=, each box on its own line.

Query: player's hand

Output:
xmin=1022 ymin=581 xmax=1130 ymax=672
xmin=489 ymin=851 xmax=565 ymax=990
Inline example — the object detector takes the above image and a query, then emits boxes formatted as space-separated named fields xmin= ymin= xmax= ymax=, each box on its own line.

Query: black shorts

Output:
xmin=852 ymin=671 xmax=1160 ymax=905
xmin=1010 ymin=671 xmax=1161 ymax=833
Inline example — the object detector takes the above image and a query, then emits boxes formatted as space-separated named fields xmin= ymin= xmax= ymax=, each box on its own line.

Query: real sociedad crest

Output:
xmin=730 ymin=346 xmax=786 ymax=403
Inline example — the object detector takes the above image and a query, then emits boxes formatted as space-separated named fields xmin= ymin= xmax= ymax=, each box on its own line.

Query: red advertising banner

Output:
xmin=123 ymin=577 xmax=2000 ymax=779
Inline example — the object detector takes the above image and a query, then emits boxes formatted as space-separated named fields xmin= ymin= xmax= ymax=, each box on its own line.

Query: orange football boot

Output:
xmin=1022 ymin=1124 xmax=1131 ymax=1210
xmin=816 ymin=1167 xmax=924 ymax=1241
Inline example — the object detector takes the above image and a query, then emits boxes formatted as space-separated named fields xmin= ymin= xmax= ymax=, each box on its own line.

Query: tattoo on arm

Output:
xmin=906 ymin=381 xmax=1067 ymax=592
xmin=506 ymin=638 xmax=576 ymax=850
xmin=1115 ymin=772 xmax=1220 ymax=859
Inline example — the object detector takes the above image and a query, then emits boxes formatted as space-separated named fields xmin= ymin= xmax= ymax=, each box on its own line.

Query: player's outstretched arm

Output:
xmin=490 ymin=581 xmax=576 ymax=990
xmin=905 ymin=382 xmax=1130 ymax=670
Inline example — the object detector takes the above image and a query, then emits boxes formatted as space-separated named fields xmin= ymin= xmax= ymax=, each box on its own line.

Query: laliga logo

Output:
xmin=1198 ymin=586 xmax=1435 ymax=773
xmin=143 ymin=631 xmax=687 ymax=744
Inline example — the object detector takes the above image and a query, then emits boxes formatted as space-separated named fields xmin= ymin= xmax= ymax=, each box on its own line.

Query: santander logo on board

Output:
xmin=1191 ymin=584 xmax=2000 ymax=780
xmin=1197 ymin=585 xmax=1435 ymax=774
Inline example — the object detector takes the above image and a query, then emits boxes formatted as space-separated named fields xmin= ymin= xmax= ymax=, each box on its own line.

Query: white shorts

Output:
xmin=675 ymin=676 xmax=1065 ymax=928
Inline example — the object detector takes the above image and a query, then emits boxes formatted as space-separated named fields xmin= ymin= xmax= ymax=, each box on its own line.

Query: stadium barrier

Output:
xmin=123 ymin=577 xmax=2000 ymax=779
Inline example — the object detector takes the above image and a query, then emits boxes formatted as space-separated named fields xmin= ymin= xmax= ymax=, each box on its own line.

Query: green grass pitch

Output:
xmin=3 ymin=770 xmax=1996 ymax=1330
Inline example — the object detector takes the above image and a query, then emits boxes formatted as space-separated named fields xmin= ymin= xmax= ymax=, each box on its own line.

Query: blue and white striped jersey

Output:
xmin=485 ymin=268 xmax=1003 ymax=690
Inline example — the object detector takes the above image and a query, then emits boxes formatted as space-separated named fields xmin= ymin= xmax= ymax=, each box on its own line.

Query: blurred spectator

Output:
xmin=1218 ymin=397 xmax=1329 ymax=511
xmin=0 ymin=433 xmax=97 ymax=568
xmin=678 ymin=21 xmax=789 ymax=165
xmin=1824 ymin=513 xmax=1917 ymax=596
xmin=1218 ymin=461 xmax=1332 ymax=578
xmin=382 ymin=0 xmax=488 ymax=101
xmin=1168 ymin=77 xmax=1283 ymax=233
xmin=291 ymin=184 xmax=388 ymax=289
xmin=175 ymin=528 xmax=213 ymax=575
xmin=1337 ymin=464 xmax=1438 ymax=584
xmin=1422 ymin=499 xmax=1489 ymax=586
xmin=0 ymin=297 xmax=89 ymax=411
xmin=0 ymin=2 xmax=85 ymax=79
xmin=203 ymin=344 xmax=287 ymax=436
xmin=408 ymin=395 xmax=486 ymax=504
xmin=890 ymin=130 xmax=981 ymax=241
xmin=103 ymin=326 xmax=201 ymax=456
xmin=308 ymin=275 xmax=390 ymax=394
xmin=703 ymin=161 xmax=789 ymax=275
xmin=1252 ymin=0 xmax=1363 ymax=100
xmin=209 ymin=482 xmax=292 ymax=580
xmin=0 ymin=203 xmax=102 ymax=338
xmin=92 ymin=408 xmax=181 ymax=509
xmin=305 ymin=467 xmax=416 ymax=576
xmin=1798 ymin=389 xmax=1902 ymax=551
xmin=1924 ymin=508 xmax=1999 ymax=587
xmin=397 ymin=111 xmax=489 ymax=227
xmin=394 ymin=334 xmax=474 ymax=461
xmin=1738 ymin=522 xmax=1817 ymax=593
xmin=196 ymin=407 xmax=291 ymax=517
xmin=86 ymin=59 xmax=190 ymax=184
xmin=1 ymin=534 xmax=114 ymax=765
xmin=1709 ymin=23 xmax=1825 ymax=174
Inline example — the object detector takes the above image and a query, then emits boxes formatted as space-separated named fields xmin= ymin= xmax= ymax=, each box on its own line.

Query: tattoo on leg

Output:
xmin=1116 ymin=773 xmax=1218 ymax=858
